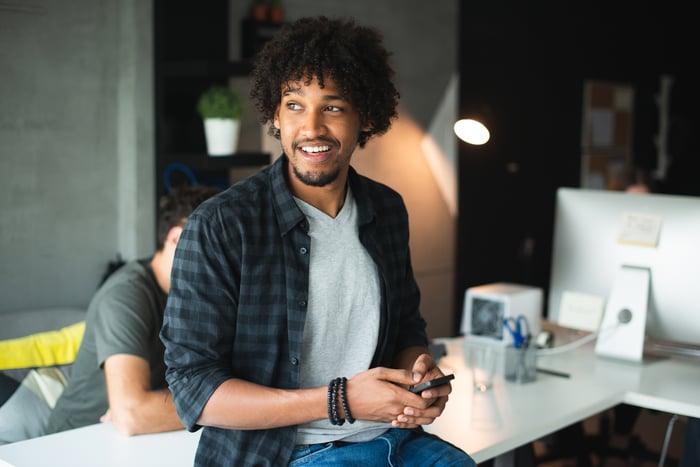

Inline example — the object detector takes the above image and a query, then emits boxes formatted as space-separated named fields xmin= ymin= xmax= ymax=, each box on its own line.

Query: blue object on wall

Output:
xmin=163 ymin=163 xmax=198 ymax=193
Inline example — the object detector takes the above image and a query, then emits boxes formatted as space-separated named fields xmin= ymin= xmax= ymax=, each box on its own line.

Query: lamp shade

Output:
xmin=454 ymin=118 xmax=490 ymax=145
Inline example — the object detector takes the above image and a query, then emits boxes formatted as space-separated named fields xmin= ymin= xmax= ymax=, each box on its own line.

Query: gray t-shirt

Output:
xmin=294 ymin=188 xmax=386 ymax=444
xmin=46 ymin=259 xmax=167 ymax=433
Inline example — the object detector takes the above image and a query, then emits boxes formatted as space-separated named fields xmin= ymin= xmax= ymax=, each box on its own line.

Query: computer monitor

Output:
xmin=548 ymin=187 xmax=700 ymax=359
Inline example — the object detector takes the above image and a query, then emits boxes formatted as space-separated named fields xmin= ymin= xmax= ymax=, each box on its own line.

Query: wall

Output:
xmin=0 ymin=1 xmax=153 ymax=313
xmin=1 ymin=1 xmax=459 ymax=338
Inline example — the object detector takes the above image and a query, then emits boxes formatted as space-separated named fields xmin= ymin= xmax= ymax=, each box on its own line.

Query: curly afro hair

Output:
xmin=249 ymin=16 xmax=400 ymax=149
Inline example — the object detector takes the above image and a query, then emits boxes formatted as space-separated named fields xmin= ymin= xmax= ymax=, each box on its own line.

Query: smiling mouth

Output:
xmin=300 ymin=145 xmax=331 ymax=153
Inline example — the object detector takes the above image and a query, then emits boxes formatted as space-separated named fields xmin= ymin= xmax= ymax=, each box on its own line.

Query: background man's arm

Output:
xmin=103 ymin=354 xmax=183 ymax=436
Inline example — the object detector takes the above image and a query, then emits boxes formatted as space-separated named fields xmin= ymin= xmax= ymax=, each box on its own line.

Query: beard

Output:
xmin=291 ymin=163 xmax=341 ymax=187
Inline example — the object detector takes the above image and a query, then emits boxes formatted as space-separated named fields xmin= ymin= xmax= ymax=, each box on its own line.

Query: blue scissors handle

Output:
xmin=504 ymin=315 xmax=530 ymax=348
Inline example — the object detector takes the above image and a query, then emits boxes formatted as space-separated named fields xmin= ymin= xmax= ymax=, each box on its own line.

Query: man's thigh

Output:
xmin=289 ymin=429 xmax=475 ymax=466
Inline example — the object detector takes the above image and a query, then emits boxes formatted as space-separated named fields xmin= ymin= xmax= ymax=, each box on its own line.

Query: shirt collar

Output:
xmin=268 ymin=154 xmax=376 ymax=234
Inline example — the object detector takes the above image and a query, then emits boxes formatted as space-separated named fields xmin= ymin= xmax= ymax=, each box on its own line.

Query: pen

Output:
xmin=536 ymin=367 xmax=570 ymax=378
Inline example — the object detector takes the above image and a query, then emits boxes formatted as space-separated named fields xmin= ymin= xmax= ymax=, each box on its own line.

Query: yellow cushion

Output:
xmin=0 ymin=321 xmax=85 ymax=370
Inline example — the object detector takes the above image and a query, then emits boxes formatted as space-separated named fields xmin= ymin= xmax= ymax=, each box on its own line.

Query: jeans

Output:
xmin=289 ymin=428 xmax=475 ymax=466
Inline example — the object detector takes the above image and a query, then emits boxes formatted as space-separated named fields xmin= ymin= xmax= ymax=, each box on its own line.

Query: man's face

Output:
xmin=273 ymin=75 xmax=364 ymax=188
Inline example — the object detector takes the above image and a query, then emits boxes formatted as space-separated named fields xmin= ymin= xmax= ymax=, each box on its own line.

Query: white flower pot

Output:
xmin=203 ymin=118 xmax=240 ymax=156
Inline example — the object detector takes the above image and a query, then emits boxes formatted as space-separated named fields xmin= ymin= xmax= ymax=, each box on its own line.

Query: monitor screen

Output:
xmin=548 ymin=187 xmax=700 ymax=348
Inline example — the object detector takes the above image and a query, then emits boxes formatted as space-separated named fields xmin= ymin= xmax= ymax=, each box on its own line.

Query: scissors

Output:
xmin=503 ymin=315 xmax=530 ymax=348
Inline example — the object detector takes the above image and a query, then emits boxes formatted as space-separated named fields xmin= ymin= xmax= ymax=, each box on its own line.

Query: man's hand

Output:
xmin=342 ymin=357 xmax=451 ymax=429
xmin=391 ymin=349 xmax=452 ymax=428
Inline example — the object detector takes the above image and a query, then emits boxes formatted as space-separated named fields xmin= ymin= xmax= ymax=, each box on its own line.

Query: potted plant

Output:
xmin=269 ymin=0 xmax=285 ymax=24
xmin=196 ymin=85 xmax=244 ymax=156
xmin=249 ymin=0 xmax=269 ymax=22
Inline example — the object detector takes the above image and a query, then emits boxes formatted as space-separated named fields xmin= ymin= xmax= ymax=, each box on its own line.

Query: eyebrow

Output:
xmin=282 ymin=85 xmax=347 ymax=102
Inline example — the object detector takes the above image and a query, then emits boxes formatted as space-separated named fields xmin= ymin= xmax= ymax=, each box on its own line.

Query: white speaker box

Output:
xmin=461 ymin=282 xmax=543 ymax=347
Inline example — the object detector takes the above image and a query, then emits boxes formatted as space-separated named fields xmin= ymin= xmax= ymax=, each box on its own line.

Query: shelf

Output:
xmin=162 ymin=152 xmax=271 ymax=169
xmin=160 ymin=152 xmax=272 ymax=194
xmin=158 ymin=60 xmax=253 ymax=78
xmin=154 ymin=2 xmax=271 ymax=222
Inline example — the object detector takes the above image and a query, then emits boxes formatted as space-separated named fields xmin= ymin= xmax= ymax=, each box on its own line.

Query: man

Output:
xmin=161 ymin=16 xmax=475 ymax=466
xmin=45 ymin=184 xmax=220 ymax=436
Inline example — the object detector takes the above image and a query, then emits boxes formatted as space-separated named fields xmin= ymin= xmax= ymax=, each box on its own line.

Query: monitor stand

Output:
xmin=595 ymin=265 xmax=650 ymax=362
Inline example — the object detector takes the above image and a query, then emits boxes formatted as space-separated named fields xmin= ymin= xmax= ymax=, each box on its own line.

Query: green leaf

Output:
xmin=196 ymin=85 xmax=244 ymax=119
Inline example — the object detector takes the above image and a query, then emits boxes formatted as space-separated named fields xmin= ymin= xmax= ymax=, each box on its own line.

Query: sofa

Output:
xmin=0 ymin=307 xmax=86 ymax=444
xmin=0 ymin=307 xmax=86 ymax=341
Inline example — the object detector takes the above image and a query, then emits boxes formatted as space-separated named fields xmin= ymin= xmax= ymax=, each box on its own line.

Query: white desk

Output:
xmin=425 ymin=335 xmax=700 ymax=463
xmin=0 ymin=423 xmax=201 ymax=467
xmin=1 ymin=330 xmax=699 ymax=466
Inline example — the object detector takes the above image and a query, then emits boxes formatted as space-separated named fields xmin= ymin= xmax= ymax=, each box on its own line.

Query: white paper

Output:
xmin=557 ymin=291 xmax=605 ymax=332
xmin=589 ymin=109 xmax=614 ymax=146
xmin=617 ymin=211 xmax=662 ymax=247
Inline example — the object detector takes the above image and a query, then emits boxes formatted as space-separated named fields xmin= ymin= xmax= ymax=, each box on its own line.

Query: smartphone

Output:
xmin=408 ymin=374 xmax=455 ymax=394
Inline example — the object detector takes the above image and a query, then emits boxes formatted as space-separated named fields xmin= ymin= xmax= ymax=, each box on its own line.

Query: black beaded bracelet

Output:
xmin=327 ymin=379 xmax=336 ymax=425
xmin=339 ymin=377 xmax=355 ymax=424
xmin=327 ymin=378 xmax=345 ymax=425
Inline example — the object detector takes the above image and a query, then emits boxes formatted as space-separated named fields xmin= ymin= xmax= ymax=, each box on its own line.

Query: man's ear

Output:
xmin=166 ymin=226 xmax=183 ymax=246
xmin=273 ymin=105 xmax=281 ymax=129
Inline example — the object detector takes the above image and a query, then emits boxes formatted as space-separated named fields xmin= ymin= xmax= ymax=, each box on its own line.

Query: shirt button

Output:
xmin=291 ymin=357 xmax=299 ymax=365
xmin=299 ymin=247 xmax=308 ymax=254
xmin=298 ymin=300 xmax=307 ymax=307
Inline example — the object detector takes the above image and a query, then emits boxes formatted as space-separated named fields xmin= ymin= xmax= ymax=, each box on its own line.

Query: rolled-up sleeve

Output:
xmin=160 ymin=203 xmax=242 ymax=431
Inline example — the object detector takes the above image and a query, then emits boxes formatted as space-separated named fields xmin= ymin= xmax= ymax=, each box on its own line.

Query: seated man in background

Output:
xmin=43 ymin=184 xmax=220 ymax=437
xmin=606 ymin=163 xmax=656 ymax=194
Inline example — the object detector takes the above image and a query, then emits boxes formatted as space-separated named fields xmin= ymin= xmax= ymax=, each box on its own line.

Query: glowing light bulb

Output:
xmin=453 ymin=118 xmax=490 ymax=145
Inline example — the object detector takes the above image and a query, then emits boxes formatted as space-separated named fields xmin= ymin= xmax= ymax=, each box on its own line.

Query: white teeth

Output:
xmin=301 ymin=145 xmax=330 ymax=153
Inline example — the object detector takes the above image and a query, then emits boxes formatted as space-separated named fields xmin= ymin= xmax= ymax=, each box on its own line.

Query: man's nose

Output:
xmin=301 ymin=112 xmax=326 ymax=135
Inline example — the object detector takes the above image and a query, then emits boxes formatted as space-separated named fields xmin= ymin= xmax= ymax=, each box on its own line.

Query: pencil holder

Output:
xmin=504 ymin=346 xmax=537 ymax=383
